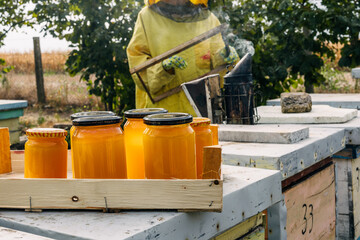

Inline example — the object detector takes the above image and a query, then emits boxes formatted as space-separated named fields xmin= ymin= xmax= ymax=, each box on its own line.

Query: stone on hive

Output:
xmin=280 ymin=92 xmax=312 ymax=113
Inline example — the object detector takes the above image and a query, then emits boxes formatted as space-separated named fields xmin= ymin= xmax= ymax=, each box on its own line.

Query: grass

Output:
xmin=0 ymin=51 xmax=68 ymax=74
xmin=0 ymin=71 xmax=103 ymax=129
xmin=0 ymin=51 xmax=105 ymax=132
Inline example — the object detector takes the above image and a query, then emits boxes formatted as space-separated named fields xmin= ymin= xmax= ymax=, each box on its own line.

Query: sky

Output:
xmin=0 ymin=0 xmax=324 ymax=53
xmin=0 ymin=26 xmax=71 ymax=53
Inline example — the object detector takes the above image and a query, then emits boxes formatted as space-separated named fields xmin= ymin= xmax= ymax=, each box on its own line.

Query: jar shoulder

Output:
xmin=144 ymin=125 xmax=194 ymax=137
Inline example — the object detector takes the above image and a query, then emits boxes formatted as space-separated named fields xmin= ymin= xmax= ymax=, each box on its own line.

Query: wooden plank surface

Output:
xmin=352 ymin=156 xmax=360 ymax=239
xmin=240 ymin=227 xmax=265 ymax=240
xmin=3 ymin=150 xmax=222 ymax=211
xmin=0 ymin=177 xmax=222 ymax=211
xmin=284 ymin=164 xmax=335 ymax=240
xmin=213 ymin=213 xmax=263 ymax=240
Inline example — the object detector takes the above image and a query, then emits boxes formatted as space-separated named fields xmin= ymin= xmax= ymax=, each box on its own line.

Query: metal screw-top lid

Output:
xmin=26 ymin=128 xmax=68 ymax=137
xmin=70 ymin=111 xmax=116 ymax=120
xmin=190 ymin=117 xmax=211 ymax=127
xmin=124 ymin=108 xmax=168 ymax=119
xmin=143 ymin=113 xmax=193 ymax=126
xmin=72 ymin=116 xmax=121 ymax=126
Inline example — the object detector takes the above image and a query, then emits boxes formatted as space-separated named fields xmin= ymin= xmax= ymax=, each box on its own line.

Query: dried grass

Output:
xmin=0 ymin=72 xmax=102 ymax=108
xmin=0 ymin=51 xmax=68 ymax=73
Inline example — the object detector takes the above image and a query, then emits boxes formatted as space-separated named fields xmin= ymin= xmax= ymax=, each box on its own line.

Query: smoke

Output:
xmin=226 ymin=32 xmax=255 ymax=57
xmin=212 ymin=7 xmax=255 ymax=57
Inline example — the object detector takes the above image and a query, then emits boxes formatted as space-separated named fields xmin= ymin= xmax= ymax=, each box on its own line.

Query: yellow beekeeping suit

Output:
xmin=127 ymin=5 xmax=225 ymax=115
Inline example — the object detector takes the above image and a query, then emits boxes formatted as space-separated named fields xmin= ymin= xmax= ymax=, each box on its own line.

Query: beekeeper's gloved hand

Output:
xmin=162 ymin=55 xmax=187 ymax=72
xmin=220 ymin=46 xmax=239 ymax=64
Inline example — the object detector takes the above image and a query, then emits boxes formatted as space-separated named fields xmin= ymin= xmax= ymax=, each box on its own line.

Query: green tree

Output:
xmin=0 ymin=0 xmax=33 ymax=81
xmin=32 ymin=0 xmax=142 ymax=114
xmin=213 ymin=0 xmax=360 ymax=102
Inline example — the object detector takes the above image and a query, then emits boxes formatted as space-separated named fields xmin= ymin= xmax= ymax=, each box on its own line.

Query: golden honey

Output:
xmin=191 ymin=118 xmax=213 ymax=179
xmin=25 ymin=128 xmax=68 ymax=178
xmin=72 ymin=116 xmax=127 ymax=179
xmin=70 ymin=111 xmax=115 ymax=177
xmin=143 ymin=113 xmax=196 ymax=179
xmin=124 ymin=108 xmax=167 ymax=179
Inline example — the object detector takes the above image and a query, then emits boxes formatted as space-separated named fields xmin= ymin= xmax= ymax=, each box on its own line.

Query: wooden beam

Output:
xmin=33 ymin=37 xmax=46 ymax=104
xmin=202 ymin=145 xmax=222 ymax=179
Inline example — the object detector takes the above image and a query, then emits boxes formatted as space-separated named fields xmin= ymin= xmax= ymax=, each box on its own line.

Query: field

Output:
xmin=0 ymin=51 xmax=102 ymax=130
xmin=0 ymin=51 xmax=357 ymax=137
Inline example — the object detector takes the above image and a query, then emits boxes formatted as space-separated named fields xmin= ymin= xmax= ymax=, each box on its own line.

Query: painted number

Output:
xmin=302 ymin=203 xmax=314 ymax=235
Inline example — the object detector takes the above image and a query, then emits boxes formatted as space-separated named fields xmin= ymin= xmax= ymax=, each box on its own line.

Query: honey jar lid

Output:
xmin=26 ymin=128 xmax=68 ymax=137
xmin=72 ymin=116 xmax=121 ymax=126
xmin=143 ymin=113 xmax=193 ymax=126
xmin=190 ymin=117 xmax=211 ymax=127
xmin=124 ymin=108 xmax=168 ymax=119
xmin=71 ymin=111 xmax=116 ymax=120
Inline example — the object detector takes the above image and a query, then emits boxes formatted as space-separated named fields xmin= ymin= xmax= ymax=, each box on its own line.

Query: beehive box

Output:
xmin=0 ymin=100 xmax=27 ymax=144
xmin=221 ymin=127 xmax=344 ymax=239
xmin=282 ymin=162 xmax=335 ymax=240
xmin=333 ymin=146 xmax=360 ymax=240
xmin=0 ymin=147 xmax=223 ymax=212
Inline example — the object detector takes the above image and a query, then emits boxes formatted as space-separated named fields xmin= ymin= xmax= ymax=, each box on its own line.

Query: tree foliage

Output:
xmin=32 ymin=0 xmax=142 ymax=114
xmin=2 ymin=0 xmax=359 ymax=109
xmin=212 ymin=0 xmax=360 ymax=101
xmin=0 ymin=0 xmax=33 ymax=80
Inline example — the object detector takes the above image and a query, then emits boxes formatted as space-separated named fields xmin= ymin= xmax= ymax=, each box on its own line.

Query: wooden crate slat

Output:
xmin=0 ymin=178 xmax=222 ymax=210
xmin=1 ymin=148 xmax=223 ymax=211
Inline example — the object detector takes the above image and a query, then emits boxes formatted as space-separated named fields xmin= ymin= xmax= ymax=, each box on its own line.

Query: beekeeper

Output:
xmin=127 ymin=0 xmax=239 ymax=115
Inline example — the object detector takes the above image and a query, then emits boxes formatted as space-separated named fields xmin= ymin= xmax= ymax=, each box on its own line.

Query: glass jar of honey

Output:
xmin=191 ymin=117 xmax=213 ymax=179
xmin=72 ymin=116 xmax=127 ymax=179
xmin=70 ymin=111 xmax=115 ymax=177
xmin=70 ymin=111 xmax=116 ymax=140
xmin=124 ymin=108 xmax=167 ymax=179
xmin=25 ymin=128 xmax=68 ymax=178
xmin=143 ymin=113 xmax=196 ymax=179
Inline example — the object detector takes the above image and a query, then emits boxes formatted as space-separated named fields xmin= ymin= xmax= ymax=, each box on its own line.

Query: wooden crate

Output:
xmin=0 ymin=147 xmax=223 ymax=212
xmin=333 ymin=146 xmax=360 ymax=240
xmin=283 ymin=163 xmax=336 ymax=240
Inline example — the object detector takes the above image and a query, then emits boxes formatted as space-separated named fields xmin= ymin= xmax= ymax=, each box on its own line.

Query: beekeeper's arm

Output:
xmin=127 ymin=15 xmax=178 ymax=95
xmin=209 ymin=14 xmax=239 ymax=67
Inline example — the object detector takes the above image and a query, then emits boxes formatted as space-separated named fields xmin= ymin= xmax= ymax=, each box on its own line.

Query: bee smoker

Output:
xmin=223 ymin=53 xmax=255 ymax=124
